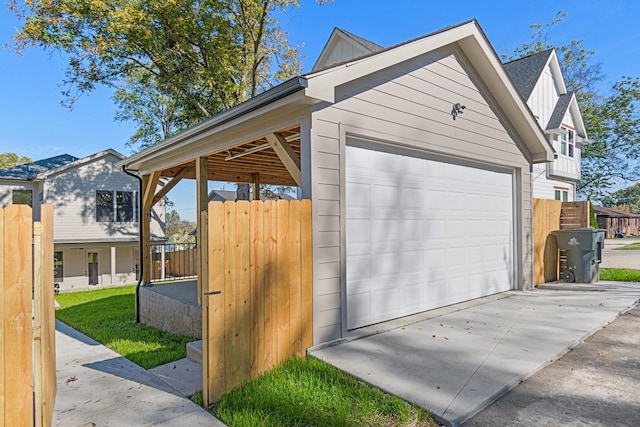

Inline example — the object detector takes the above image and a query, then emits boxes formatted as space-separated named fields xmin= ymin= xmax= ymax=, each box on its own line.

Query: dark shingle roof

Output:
xmin=547 ymin=92 xmax=574 ymax=130
xmin=503 ymin=49 xmax=554 ymax=101
xmin=337 ymin=28 xmax=384 ymax=53
xmin=0 ymin=154 xmax=79 ymax=181
xmin=593 ymin=205 xmax=640 ymax=218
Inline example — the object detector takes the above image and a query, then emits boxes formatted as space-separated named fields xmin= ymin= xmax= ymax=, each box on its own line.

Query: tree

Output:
xmin=601 ymin=182 xmax=640 ymax=213
xmin=165 ymin=208 xmax=196 ymax=244
xmin=507 ymin=11 xmax=640 ymax=199
xmin=10 ymin=0 xmax=302 ymax=150
xmin=0 ymin=152 xmax=31 ymax=169
xmin=113 ymin=70 xmax=190 ymax=151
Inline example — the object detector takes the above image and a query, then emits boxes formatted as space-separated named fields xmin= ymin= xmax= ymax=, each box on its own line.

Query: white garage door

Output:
xmin=346 ymin=142 xmax=514 ymax=329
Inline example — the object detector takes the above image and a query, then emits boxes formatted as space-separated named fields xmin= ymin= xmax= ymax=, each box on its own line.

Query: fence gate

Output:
xmin=202 ymin=200 xmax=313 ymax=404
xmin=1 ymin=205 xmax=56 ymax=427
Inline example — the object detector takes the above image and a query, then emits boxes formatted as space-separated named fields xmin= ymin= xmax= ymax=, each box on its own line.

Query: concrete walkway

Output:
xmin=53 ymin=320 xmax=225 ymax=427
xmin=310 ymin=282 xmax=640 ymax=427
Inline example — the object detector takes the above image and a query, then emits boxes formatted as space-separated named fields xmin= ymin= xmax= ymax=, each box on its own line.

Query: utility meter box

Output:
xmin=551 ymin=228 xmax=606 ymax=283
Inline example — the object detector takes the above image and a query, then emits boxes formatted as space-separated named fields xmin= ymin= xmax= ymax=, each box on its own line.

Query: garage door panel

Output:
xmin=346 ymin=144 xmax=514 ymax=330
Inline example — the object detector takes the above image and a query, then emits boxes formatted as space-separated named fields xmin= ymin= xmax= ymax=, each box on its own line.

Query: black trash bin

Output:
xmin=551 ymin=228 xmax=605 ymax=283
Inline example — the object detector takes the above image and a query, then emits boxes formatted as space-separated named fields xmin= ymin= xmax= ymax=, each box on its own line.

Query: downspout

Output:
xmin=122 ymin=164 xmax=144 ymax=323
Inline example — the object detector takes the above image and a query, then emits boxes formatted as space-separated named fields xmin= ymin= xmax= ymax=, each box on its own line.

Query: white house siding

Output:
xmin=318 ymin=39 xmax=369 ymax=71
xmin=527 ymin=64 xmax=560 ymax=129
xmin=45 ymin=154 xmax=141 ymax=242
xmin=0 ymin=180 xmax=42 ymax=219
xmin=532 ymin=165 xmax=576 ymax=201
xmin=55 ymin=246 xmax=137 ymax=291
xmin=309 ymin=51 xmax=534 ymax=344
xmin=548 ymin=110 xmax=581 ymax=180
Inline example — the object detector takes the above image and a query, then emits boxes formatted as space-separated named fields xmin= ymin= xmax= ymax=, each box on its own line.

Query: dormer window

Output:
xmin=568 ymin=129 xmax=574 ymax=157
xmin=557 ymin=127 xmax=575 ymax=158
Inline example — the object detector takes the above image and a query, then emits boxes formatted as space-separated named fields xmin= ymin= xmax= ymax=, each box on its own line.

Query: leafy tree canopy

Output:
xmin=601 ymin=182 xmax=640 ymax=213
xmin=0 ymin=152 xmax=31 ymax=169
xmin=507 ymin=11 xmax=640 ymax=199
xmin=9 ymin=0 xmax=302 ymax=150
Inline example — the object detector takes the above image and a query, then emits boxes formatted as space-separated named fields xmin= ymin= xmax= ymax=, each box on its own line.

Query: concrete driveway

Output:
xmin=309 ymin=283 xmax=640 ymax=427
xmin=463 ymin=303 xmax=640 ymax=426
xmin=600 ymin=237 xmax=640 ymax=269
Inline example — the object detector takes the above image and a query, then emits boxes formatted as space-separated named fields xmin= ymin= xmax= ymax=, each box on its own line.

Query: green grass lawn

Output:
xmin=600 ymin=268 xmax=640 ymax=282
xmin=196 ymin=356 xmax=436 ymax=427
xmin=57 ymin=286 xmax=437 ymax=426
xmin=55 ymin=285 xmax=195 ymax=369
xmin=614 ymin=242 xmax=640 ymax=250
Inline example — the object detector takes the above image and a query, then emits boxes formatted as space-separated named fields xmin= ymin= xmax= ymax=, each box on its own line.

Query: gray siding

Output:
xmin=309 ymin=51 xmax=534 ymax=345
xmin=44 ymin=153 xmax=165 ymax=243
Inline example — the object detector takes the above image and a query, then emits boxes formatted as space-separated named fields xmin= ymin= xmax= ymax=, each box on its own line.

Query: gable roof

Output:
xmin=304 ymin=19 xmax=554 ymax=163
xmin=338 ymin=28 xmax=384 ymax=53
xmin=547 ymin=91 xmax=573 ymax=130
xmin=503 ymin=49 xmax=556 ymax=101
xmin=312 ymin=27 xmax=383 ymax=71
xmin=0 ymin=154 xmax=79 ymax=181
xmin=120 ymin=19 xmax=555 ymax=175
xmin=208 ymin=189 xmax=237 ymax=202
xmin=0 ymin=149 xmax=126 ymax=182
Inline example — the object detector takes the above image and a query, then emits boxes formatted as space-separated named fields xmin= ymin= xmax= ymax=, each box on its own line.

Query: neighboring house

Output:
xmin=593 ymin=205 xmax=640 ymax=238
xmin=121 ymin=20 xmax=553 ymax=343
xmin=208 ymin=189 xmax=237 ymax=202
xmin=0 ymin=149 xmax=166 ymax=291
xmin=503 ymin=50 xmax=590 ymax=202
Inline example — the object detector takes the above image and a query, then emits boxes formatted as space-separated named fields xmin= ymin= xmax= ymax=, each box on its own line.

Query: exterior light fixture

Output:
xmin=451 ymin=103 xmax=466 ymax=120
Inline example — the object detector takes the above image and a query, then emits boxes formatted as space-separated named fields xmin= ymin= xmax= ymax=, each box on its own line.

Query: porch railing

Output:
xmin=150 ymin=243 xmax=197 ymax=282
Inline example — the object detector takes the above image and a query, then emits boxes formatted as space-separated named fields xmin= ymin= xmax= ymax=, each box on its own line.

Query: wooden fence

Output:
xmin=533 ymin=199 xmax=590 ymax=285
xmin=1 ymin=205 xmax=56 ymax=427
xmin=202 ymin=200 xmax=312 ymax=404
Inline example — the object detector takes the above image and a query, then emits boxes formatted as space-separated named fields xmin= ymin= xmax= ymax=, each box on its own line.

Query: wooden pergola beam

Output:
xmin=152 ymin=167 xmax=190 ymax=206
xmin=265 ymin=133 xmax=301 ymax=186
xmin=143 ymin=171 xmax=161 ymax=210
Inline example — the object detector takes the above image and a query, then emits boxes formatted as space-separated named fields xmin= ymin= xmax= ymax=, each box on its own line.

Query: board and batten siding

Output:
xmin=309 ymin=50 xmax=535 ymax=345
xmin=548 ymin=109 xmax=581 ymax=180
xmin=527 ymin=64 xmax=560 ymax=130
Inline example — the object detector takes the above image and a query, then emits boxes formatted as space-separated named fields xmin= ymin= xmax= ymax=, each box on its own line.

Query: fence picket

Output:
xmin=0 ymin=208 xmax=4 ymax=427
xmin=3 ymin=205 xmax=34 ymax=427
xmin=203 ymin=200 xmax=313 ymax=406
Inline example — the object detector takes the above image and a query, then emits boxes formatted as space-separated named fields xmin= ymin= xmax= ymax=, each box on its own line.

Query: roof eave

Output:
xmin=118 ymin=77 xmax=309 ymax=171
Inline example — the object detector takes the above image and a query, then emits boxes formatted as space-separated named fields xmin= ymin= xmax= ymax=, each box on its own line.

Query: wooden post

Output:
xmin=252 ymin=173 xmax=261 ymax=201
xmin=141 ymin=174 xmax=157 ymax=285
xmin=196 ymin=157 xmax=209 ymax=306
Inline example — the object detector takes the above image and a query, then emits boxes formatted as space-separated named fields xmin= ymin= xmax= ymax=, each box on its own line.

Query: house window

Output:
xmin=559 ymin=132 xmax=567 ymax=156
xmin=568 ymin=129 xmax=575 ymax=158
xmin=96 ymin=190 xmax=137 ymax=222
xmin=12 ymin=189 xmax=33 ymax=207
xmin=554 ymin=189 xmax=569 ymax=202
xmin=54 ymin=251 xmax=64 ymax=281
xmin=558 ymin=127 xmax=575 ymax=158
xmin=116 ymin=191 xmax=134 ymax=222
xmin=96 ymin=190 xmax=114 ymax=222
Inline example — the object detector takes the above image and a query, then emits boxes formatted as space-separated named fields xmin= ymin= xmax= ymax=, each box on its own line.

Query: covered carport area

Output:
xmin=118 ymin=77 xmax=317 ymax=405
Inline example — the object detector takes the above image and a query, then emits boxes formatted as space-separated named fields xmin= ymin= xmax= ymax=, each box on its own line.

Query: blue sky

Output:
xmin=1 ymin=0 xmax=639 ymax=220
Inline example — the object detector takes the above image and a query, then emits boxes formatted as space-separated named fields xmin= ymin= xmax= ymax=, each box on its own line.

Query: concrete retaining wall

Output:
xmin=139 ymin=283 xmax=201 ymax=339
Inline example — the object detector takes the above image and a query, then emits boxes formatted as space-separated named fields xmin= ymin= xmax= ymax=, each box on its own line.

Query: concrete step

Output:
xmin=187 ymin=340 xmax=202 ymax=364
